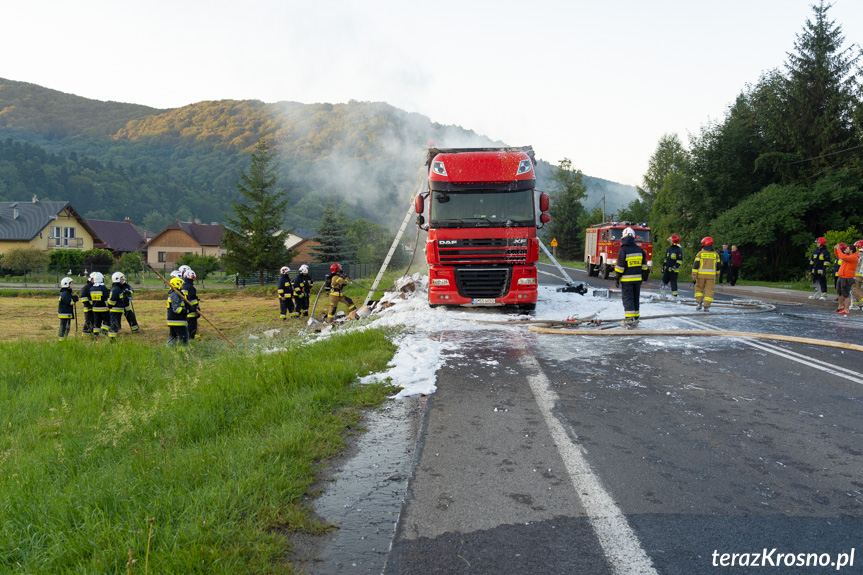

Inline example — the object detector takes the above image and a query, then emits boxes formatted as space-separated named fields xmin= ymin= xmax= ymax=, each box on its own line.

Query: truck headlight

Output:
xmin=432 ymin=161 xmax=447 ymax=176
xmin=516 ymin=159 xmax=532 ymax=175
xmin=517 ymin=277 xmax=537 ymax=285
xmin=432 ymin=278 xmax=450 ymax=286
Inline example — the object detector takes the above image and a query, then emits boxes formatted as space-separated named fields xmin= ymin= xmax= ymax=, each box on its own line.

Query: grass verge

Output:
xmin=0 ymin=327 xmax=399 ymax=574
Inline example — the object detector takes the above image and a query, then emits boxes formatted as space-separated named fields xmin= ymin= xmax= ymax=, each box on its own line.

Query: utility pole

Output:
xmin=602 ymin=194 xmax=606 ymax=222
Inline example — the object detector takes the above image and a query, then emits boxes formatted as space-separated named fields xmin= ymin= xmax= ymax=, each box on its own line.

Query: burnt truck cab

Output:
xmin=585 ymin=221 xmax=653 ymax=280
xmin=415 ymin=146 xmax=550 ymax=309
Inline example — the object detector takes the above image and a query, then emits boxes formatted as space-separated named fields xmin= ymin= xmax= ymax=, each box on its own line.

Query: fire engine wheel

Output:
xmin=600 ymin=263 xmax=610 ymax=279
xmin=586 ymin=264 xmax=596 ymax=277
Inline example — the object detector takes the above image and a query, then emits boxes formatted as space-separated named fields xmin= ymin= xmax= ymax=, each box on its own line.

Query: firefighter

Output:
xmin=79 ymin=272 xmax=95 ymax=335
xmin=106 ymin=271 xmax=131 ymax=341
xmin=808 ymin=237 xmax=831 ymax=301
xmin=89 ymin=272 xmax=111 ymax=340
xmin=57 ymin=277 xmax=79 ymax=341
xmin=121 ymin=278 xmax=140 ymax=332
xmin=691 ymin=236 xmax=719 ymax=311
xmin=293 ymin=264 xmax=314 ymax=318
xmin=660 ymin=234 xmax=683 ymax=299
xmin=277 ymin=266 xmax=295 ymax=319
xmin=166 ymin=276 xmax=189 ymax=346
xmin=850 ymin=240 xmax=863 ymax=309
xmin=182 ymin=268 xmax=201 ymax=339
xmin=833 ymin=243 xmax=858 ymax=315
xmin=613 ymin=227 xmax=647 ymax=327
xmin=326 ymin=263 xmax=356 ymax=322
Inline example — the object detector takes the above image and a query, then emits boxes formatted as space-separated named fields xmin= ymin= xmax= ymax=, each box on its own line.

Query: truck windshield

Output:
xmin=608 ymin=229 xmax=650 ymax=242
xmin=430 ymin=189 xmax=535 ymax=227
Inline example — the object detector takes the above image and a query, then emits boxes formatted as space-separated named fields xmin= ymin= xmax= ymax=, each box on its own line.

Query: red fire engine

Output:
xmin=414 ymin=146 xmax=551 ymax=309
xmin=584 ymin=222 xmax=653 ymax=280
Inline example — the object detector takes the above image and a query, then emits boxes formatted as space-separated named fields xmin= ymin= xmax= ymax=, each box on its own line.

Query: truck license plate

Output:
xmin=472 ymin=298 xmax=496 ymax=304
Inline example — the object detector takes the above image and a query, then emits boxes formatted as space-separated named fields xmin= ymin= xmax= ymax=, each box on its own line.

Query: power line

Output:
xmin=786 ymin=142 xmax=863 ymax=165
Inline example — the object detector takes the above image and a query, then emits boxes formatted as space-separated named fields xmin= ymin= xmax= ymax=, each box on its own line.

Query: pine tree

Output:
xmin=544 ymin=158 xmax=587 ymax=260
xmin=222 ymin=138 xmax=291 ymax=284
xmin=309 ymin=203 xmax=358 ymax=264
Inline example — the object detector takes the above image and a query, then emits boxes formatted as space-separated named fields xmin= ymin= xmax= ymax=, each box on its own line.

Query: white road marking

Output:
xmin=519 ymin=353 xmax=658 ymax=575
xmin=679 ymin=316 xmax=863 ymax=383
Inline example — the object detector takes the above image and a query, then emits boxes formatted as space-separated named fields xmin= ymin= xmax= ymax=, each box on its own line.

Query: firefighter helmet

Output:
xmin=855 ymin=240 xmax=863 ymax=249
xmin=817 ymin=237 xmax=827 ymax=246
xmin=622 ymin=227 xmax=635 ymax=238
xmin=88 ymin=271 xmax=98 ymax=282
xmin=169 ymin=276 xmax=184 ymax=290
xmin=280 ymin=266 xmax=290 ymax=275
xmin=299 ymin=264 xmax=309 ymax=274
xmin=183 ymin=269 xmax=196 ymax=280
xmin=91 ymin=272 xmax=105 ymax=286
xmin=330 ymin=263 xmax=341 ymax=273
xmin=838 ymin=242 xmax=848 ymax=250
xmin=170 ymin=270 xmax=182 ymax=279
xmin=60 ymin=277 xmax=73 ymax=288
xmin=701 ymin=236 xmax=714 ymax=246
xmin=669 ymin=234 xmax=680 ymax=244
xmin=178 ymin=264 xmax=191 ymax=274
xmin=111 ymin=271 xmax=125 ymax=284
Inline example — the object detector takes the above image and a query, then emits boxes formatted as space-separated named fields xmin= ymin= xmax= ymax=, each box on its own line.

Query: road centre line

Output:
xmin=678 ymin=316 xmax=863 ymax=384
xmin=519 ymin=352 xmax=658 ymax=575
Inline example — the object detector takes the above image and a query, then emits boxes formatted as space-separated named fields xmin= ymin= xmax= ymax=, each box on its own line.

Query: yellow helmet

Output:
xmin=169 ymin=276 xmax=184 ymax=290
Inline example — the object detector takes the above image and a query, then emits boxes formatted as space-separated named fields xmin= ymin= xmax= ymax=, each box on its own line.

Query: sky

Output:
xmin=3 ymin=0 xmax=863 ymax=187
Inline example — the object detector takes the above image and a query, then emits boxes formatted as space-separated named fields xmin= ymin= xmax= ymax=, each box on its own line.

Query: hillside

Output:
xmin=0 ymin=78 xmax=637 ymax=231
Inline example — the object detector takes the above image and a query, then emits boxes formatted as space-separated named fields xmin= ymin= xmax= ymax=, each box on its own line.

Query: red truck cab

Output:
xmin=415 ymin=146 xmax=550 ymax=309
xmin=584 ymin=222 xmax=653 ymax=280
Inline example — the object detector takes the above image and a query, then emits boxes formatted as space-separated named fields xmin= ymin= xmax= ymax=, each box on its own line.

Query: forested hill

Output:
xmin=0 ymin=78 xmax=637 ymax=231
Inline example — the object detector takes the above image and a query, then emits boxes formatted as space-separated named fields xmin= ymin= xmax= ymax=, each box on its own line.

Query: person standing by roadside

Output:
xmin=833 ymin=243 xmax=858 ymax=315
xmin=660 ymin=234 xmax=683 ymax=299
xmin=182 ymin=268 xmax=200 ymax=340
xmin=691 ymin=237 xmax=719 ymax=311
xmin=614 ymin=227 xmax=647 ymax=327
xmin=293 ymin=264 xmax=314 ymax=318
xmin=79 ymin=272 xmax=95 ymax=335
xmin=167 ymin=276 xmax=189 ymax=345
xmin=57 ymin=277 xmax=79 ymax=342
xmin=718 ymin=243 xmax=730 ymax=284
xmin=809 ymin=237 xmax=831 ymax=301
xmin=106 ymin=271 xmax=131 ymax=342
xmin=729 ymin=245 xmax=742 ymax=286
xmin=89 ymin=272 xmax=111 ymax=341
xmin=850 ymin=240 xmax=863 ymax=310
xmin=277 ymin=266 xmax=295 ymax=320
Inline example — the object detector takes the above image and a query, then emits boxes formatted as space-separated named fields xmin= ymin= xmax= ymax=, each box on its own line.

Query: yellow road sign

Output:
xmin=551 ymin=238 xmax=558 ymax=247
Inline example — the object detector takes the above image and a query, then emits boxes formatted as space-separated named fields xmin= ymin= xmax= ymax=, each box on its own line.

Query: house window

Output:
xmin=50 ymin=226 xmax=62 ymax=247
xmin=63 ymin=227 xmax=76 ymax=247
xmin=158 ymin=252 xmax=166 ymax=262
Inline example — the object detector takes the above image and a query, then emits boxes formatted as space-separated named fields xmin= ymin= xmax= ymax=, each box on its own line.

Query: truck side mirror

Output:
xmin=539 ymin=193 xmax=550 ymax=213
xmin=415 ymin=195 xmax=424 ymax=214
xmin=540 ymin=213 xmax=551 ymax=224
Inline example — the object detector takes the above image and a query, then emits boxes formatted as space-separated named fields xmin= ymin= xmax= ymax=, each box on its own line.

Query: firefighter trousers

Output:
xmin=327 ymin=293 xmax=356 ymax=319
xmin=694 ymin=276 xmax=715 ymax=308
xmin=82 ymin=308 xmax=94 ymax=334
xmin=621 ymin=281 xmax=642 ymax=319
xmin=661 ymin=269 xmax=679 ymax=295
xmin=58 ymin=318 xmax=72 ymax=341
xmin=279 ymin=296 xmax=295 ymax=319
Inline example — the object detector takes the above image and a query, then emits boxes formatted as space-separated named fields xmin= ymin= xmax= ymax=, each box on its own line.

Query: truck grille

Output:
xmin=438 ymin=238 xmax=528 ymax=264
xmin=454 ymin=267 xmax=511 ymax=298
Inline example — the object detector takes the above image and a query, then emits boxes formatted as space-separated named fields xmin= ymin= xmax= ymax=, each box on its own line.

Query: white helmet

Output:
xmin=60 ymin=277 xmax=73 ymax=288
xmin=280 ymin=266 xmax=290 ymax=275
xmin=299 ymin=264 xmax=309 ymax=274
xmin=111 ymin=271 xmax=125 ymax=283
xmin=87 ymin=271 xmax=97 ymax=282
xmin=183 ymin=269 xmax=197 ymax=280
xmin=178 ymin=265 xmax=191 ymax=274
xmin=622 ymin=227 xmax=636 ymax=238
xmin=91 ymin=272 xmax=104 ymax=286
xmin=170 ymin=270 xmax=183 ymax=279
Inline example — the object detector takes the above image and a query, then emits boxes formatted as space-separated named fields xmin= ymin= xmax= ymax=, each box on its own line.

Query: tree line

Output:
xmin=546 ymin=1 xmax=863 ymax=281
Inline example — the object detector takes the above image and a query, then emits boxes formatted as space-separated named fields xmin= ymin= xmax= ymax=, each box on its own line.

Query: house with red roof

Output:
xmin=87 ymin=217 xmax=150 ymax=258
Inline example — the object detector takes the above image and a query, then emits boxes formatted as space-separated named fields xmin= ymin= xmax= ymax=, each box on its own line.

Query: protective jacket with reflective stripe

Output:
xmin=614 ymin=237 xmax=647 ymax=282
xmin=692 ymin=248 xmax=718 ymax=277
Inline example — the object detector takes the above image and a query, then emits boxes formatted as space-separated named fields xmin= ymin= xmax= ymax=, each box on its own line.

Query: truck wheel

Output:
xmin=586 ymin=263 xmax=595 ymax=277
xmin=600 ymin=264 xmax=610 ymax=279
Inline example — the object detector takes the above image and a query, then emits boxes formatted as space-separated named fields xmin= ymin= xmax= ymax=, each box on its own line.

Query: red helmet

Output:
xmin=855 ymin=240 xmax=863 ymax=249
xmin=838 ymin=242 xmax=847 ymax=250
xmin=817 ymin=237 xmax=826 ymax=246
xmin=701 ymin=236 xmax=713 ymax=246
xmin=669 ymin=234 xmax=680 ymax=244
xmin=330 ymin=263 xmax=341 ymax=273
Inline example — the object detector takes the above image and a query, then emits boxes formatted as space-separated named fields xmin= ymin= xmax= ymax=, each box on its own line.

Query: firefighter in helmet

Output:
xmin=808 ymin=236 xmax=831 ymax=301
xmin=79 ymin=272 xmax=95 ymax=335
xmin=691 ymin=236 xmax=719 ymax=311
xmin=277 ymin=266 xmax=295 ymax=319
xmin=293 ymin=264 xmax=314 ymax=318
xmin=89 ymin=272 xmax=111 ymax=340
xmin=182 ymin=268 xmax=200 ymax=339
xmin=660 ymin=234 xmax=683 ymax=298
xmin=613 ymin=227 xmax=647 ymax=327
xmin=326 ymin=263 xmax=356 ymax=322
xmin=106 ymin=271 xmax=131 ymax=341
xmin=57 ymin=277 xmax=79 ymax=341
xmin=166 ymin=275 xmax=189 ymax=345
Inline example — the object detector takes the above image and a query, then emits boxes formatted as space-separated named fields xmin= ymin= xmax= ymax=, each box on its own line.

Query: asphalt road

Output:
xmin=310 ymin=265 xmax=863 ymax=574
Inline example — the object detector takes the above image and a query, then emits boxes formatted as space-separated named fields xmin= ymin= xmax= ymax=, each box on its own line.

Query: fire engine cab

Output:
xmin=585 ymin=222 xmax=653 ymax=280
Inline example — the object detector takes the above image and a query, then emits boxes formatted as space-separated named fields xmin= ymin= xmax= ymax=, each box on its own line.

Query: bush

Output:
xmin=2 ymin=248 xmax=49 ymax=274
